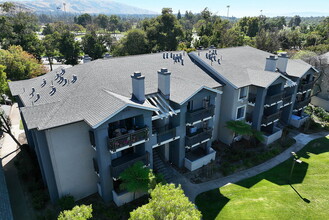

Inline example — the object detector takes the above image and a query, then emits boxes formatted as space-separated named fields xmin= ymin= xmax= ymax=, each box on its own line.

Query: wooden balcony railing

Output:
xmin=265 ymin=92 xmax=285 ymax=105
xmin=262 ymin=111 xmax=281 ymax=125
xmin=110 ymin=152 xmax=149 ymax=179
xmin=294 ymin=97 xmax=311 ymax=109
xmin=186 ymin=105 xmax=215 ymax=124
xmin=298 ymin=81 xmax=315 ymax=92
xmin=108 ymin=127 xmax=149 ymax=152
xmin=185 ymin=128 xmax=213 ymax=147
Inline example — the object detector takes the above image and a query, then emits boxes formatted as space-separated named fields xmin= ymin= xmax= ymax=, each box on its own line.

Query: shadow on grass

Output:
xmin=195 ymin=189 xmax=230 ymax=220
xmin=290 ymin=184 xmax=311 ymax=203
xmin=236 ymin=137 xmax=329 ymax=189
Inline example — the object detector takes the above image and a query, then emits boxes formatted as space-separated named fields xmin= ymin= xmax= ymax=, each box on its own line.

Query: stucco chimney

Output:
xmin=131 ymin=71 xmax=145 ymax=102
xmin=265 ymin=55 xmax=277 ymax=72
xmin=277 ymin=53 xmax=289 ymax=73
xmin=157 ymin=68 xmax=171 ymax=99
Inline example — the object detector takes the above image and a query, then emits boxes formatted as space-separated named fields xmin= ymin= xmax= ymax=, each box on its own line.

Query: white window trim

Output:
xmin=238 ymin=86 xmax=249 ymax=101
xmin=236 ymin=105 xmax=247 ymax=120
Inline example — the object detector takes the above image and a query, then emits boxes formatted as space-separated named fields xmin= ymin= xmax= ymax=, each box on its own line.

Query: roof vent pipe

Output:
xmin=83 ymin=54 xmax=92 ymax=63
xmin=277 ymin=53 xmax=289 ymax=73
xmin=265 ymin=55 xmax=278 ymax=72
xmin=157 ymin=68 xmax=171 ymax=99
xmin=131 ymin=71 xmax=145 ymax=103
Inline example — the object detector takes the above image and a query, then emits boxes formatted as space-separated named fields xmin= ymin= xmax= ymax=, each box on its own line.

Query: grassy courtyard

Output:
xmin=196 ymin=136 xmax=329 ymax=220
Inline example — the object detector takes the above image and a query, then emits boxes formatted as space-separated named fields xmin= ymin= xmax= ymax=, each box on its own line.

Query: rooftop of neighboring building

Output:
xmin=190 ymin=46 xmax=314 ymax=88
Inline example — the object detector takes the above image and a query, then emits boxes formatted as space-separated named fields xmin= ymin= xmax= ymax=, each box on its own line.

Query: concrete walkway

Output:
xmin=0 ymin=104 xmax=36 ymax=220
xmin=171 ymin=131 xmax=329 ymax=202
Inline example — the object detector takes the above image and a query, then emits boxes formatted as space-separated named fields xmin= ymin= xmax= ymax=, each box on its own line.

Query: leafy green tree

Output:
xmin=57 ymin=205 xmax=92 ymax=220
xmin=113 ymin=29 xmax=149 ymax=56
xmin=289 ymin=15 xmax=302 ymax=27
xmin=75 ymin=13 xmax=92 ymax=27
xmin=58 ymin=32 xmax=81 ymax=65
xmin=177 ymin=10 xmax=182 ymax=20
xmin=129 ymin=184 xmax=201 ymax=220
xmin=0 ymin=65 xmax=9 ymax=95
xmin=0 ymin=45 xmax=46 ymax=80
xmin=81 ymin=31 xmax=107 ymax=60
xmin=255 ymin=29 xmax=280 ymax=53
xmin=119 ymin=161 xmax=155 ymax=199
xmin=226 ymin=120 xmax=264 ymax=146
xmin=95 ymin=14 xmax=109 ymax=30
xmin=109 ymin=15 xmax=119 ymax=33
xmin=43 ymin=32 xmax=61 ymax=71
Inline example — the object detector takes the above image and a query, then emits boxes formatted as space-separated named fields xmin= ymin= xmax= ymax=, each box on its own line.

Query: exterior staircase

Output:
xmin=152 ymin=149 xmax=173 ymax=183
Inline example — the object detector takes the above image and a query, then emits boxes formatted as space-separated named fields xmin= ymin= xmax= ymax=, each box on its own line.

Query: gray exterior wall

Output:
xmin=45 ymin=121 xmax=98 ymax=201
xmin=94 ymin=106 xmax=153 ymax=202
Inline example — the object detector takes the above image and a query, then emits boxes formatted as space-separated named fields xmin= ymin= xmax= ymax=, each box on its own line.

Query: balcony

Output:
xmin=264 ymin=92 xmax=285 ymax=106
xmin=298 ymin=81 xmax=315 ymax=92
xmin=262 ymin=127 xmax=282 ymax=145
xmin=246 ymin=112 xmax=253 ymax=124
xmin=282 ymin=95 xmax=292 ymax=106
xmin=262 ymin=111 xmax=281 ymax=125
xmin=184 ymin=147 xmax=216 ymax=171
xmin=186 ymin=105 xmax=215 ymax=124
xmin=290 ymin=113 xmax=310 ymax=128
xmin=112 ymin=190 xmax=145 ymax=207
xmin=294 ymin=98 xmax=311 ymax=110
xmin=155 ymin=126 xmax=178 ymax=144
xmin=248 ymin=93 xmax=257 ymax=105
xmin=108 ymin=127 xmax=149 ymax=152
xmin=185 ymin=128 xmax=213 ymax=147
xmin=110 ymin=152 xmax=149 ymax=179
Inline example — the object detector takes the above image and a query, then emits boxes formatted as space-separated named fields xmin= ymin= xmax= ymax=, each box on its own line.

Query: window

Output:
xmin=236 ymin=106 xmax=246 ymax=120
xmin=239 ymin=86 xmax=248 ymax=100
xmin=187 ymin=100 xmax=193 ymax=111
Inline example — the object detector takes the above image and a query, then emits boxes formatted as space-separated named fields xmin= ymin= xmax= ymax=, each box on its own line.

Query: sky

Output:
xmin=118 ymin=0 xmax=329 ymax=17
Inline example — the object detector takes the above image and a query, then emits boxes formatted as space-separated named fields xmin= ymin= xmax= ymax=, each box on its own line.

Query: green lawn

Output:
xmin=196 ymin=136 xmax=329 ymax=220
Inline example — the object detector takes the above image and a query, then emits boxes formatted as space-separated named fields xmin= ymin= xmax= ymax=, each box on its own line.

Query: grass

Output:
xmin=19 ymin=120 xmax=23 ymax=130
xmin=196 ymin=136 xmax=329 ymax=220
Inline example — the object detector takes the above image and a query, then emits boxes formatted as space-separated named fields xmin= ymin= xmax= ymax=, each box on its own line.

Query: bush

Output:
xmin=57 ymin=195 xmax=75 ymax=211
xmin=32 ymin=190 xmax=49 ymax=210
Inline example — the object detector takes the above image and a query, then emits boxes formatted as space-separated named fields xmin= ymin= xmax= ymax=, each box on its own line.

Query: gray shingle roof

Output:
xmin=190 ymin=46 xmax=314 ymax=88
xmin=9 ymin=53 xmax=220 ymax=130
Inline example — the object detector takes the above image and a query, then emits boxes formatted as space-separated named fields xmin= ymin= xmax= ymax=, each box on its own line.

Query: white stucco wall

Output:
xmin=45 ymin=121 xmax=98 ymax=200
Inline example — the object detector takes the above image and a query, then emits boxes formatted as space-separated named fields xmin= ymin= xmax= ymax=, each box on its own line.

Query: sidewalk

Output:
xmin=0 ymin=103 xmax=36 ymax=220
xmin=171 ymin=131 xmax=328 ymax=202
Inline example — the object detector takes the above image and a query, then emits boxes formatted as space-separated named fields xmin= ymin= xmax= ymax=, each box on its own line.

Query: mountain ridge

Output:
xmin=2 ymin=0 xmax=158 ymax=15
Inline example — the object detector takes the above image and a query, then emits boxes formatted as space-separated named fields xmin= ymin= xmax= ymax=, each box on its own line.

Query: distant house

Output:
xmin=8 ymin=46 xmax=317 ymax=206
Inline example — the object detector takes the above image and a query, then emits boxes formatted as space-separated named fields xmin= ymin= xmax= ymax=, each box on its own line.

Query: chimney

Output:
xmin=265 ymin=55 xmax=277 ymax=72
xmin=277 ymin=53 xmax=289 ymax=73
xmin=131 ymin=71 xmax=145 ymax=102
xmin=83 ymin=54 xmax=92 ymax=63
xmin=157 ymin=68 xmax=171 ymax=99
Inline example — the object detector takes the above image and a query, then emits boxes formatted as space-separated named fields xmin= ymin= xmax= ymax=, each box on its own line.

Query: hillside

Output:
xmin=4 ymin=0 xmax=158 ymax=14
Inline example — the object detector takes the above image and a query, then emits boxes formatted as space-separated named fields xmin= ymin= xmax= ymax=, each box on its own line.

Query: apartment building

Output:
xmin=9 ymin=46 xmax=316 ymax=206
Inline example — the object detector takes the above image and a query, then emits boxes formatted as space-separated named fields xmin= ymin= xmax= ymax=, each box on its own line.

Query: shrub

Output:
xmin=57 ymin=195 xmax=75 ymax=211
xmin=32 ymin=190 xmax=49 ymax=210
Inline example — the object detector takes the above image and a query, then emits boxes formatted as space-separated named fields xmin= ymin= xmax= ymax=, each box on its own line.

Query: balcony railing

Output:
xmin=262 ymin=111 xmax=281 ymax=125
xmin=110 ymin=152 xmax=149 ymax=179
xmin=282 ymin=95 xmax=292 ymax=105
xmin=156 ymin=127 xmax=177 ymax=144
xmin=248 ymin=93 xmax=257 ymax=104
xmin=294 ymin=97 xmax=311 ymax=109
xmin=108 ymin=127 xmax=149 ymax=152
xmin=264 ymin=92 xmax=285 ymax=105
xmin=185 ymin=128 xmax=213 ymax=147
xmin=246 ymin=112 xmax=253 ymax=123
xmin=298 ymin=81 xmax=315 ymax=92
xmin=186 ymin=105 xmax=215 ymax=124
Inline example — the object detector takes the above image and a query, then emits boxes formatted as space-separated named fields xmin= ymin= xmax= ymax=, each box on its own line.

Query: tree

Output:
xmin=0 ymin=65 xmax=9 ymax=95
xmin=58 ymin=205 xmax=92 ymax=220
xmin=43 ymin=32 xmax=60 ymax=71
xmin=0 ymin=45 xmax=46 ymax=80
xmin=75 ymin=13 xmax=92 ymax=27
xmin=81 ymin=31 xmax=107 ymax=60
xmin=119 ymin=161 xmax=155 ymax=199
xmin=226 ymin=120 xmax=264 ymax=146
xmin=129 ymin=184 xmax=202 ymax=220
xmin=255 ymin=30 xmax=280 ymax=53
xmin=0 ymin=110 xmax=22 ymax=148
xmin=177 ymin=10 xmax=182 ymax=20
xmin=113 ymin=29 xmax=149 ymax=56
xmin=95 ymin=14 xmax=109 ymax=30
xmin=58 ymin=32 xmax=81 ymax=65
xmin=109 ymin=15 xmax=119 ymax=33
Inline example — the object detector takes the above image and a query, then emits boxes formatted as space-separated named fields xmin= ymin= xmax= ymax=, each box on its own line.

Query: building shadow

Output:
xmin=195 ymin=189 xmax=230 ymax=220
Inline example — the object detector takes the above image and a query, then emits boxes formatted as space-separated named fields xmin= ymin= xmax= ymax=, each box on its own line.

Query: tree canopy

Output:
xmin=129 ymin=184 xmax=202 ymax=220
xmin=57 ymin=205 xmax=92 ymax=220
